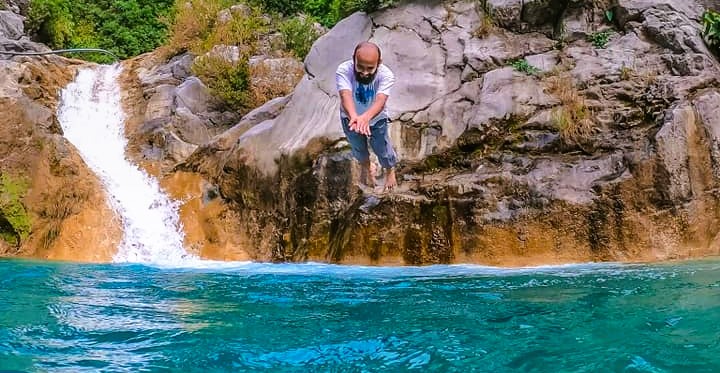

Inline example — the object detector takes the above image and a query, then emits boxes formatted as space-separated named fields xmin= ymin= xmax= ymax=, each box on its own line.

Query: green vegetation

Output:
xmin=0 ymin=174 xmax=31 ymax=247
xmin=509 ymin=58 xmax=540 ymax=75
xmin=588 ymin=30 xmax=611 ymax=48
xmin=604 ymin=9 xmax=614 ymax=23
xmin=278 ymin=15 xmax=321 ymax=59
xmin=702 ymin=10 xmax=720 ymax=50
xmin=250 ymin=0 xmax=393 ymax=27
xmin=26 ymin=0 xmax=394 ymax=63
xmin=27 ymin=0 xmax=174 ymax=63
xmin=192 ymin=54 xmax=252 ymax=112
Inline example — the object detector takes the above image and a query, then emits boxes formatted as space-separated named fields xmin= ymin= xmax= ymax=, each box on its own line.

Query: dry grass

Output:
xmin=546 ymin=74 xmax=595 ymax=146
xmin=37 ymin=183 xmax=88 ymax=250
xmin=161 ymin=0 xmax=269 ymax=58
xmin=249 ymin=60 xmax=304 ymax=107
xmin=473 ymin=12 xmax=495 ymax=38
xmin=161 ymin=0 xmax=226 ymax=57
xmin=199 ymin=6 xmax=269 ymax=55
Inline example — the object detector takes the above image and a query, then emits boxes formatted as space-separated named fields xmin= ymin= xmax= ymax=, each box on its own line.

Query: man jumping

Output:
xmin=335 ymin=41 xmax=398 ymax=191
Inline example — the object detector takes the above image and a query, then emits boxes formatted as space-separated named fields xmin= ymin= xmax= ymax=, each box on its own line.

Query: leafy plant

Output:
xmin=278 ymin=15 xmax=321 ymax=59
xmin=604 ymin=9 xmax=614 ymax=23
xmin=588 ymin=30 xmax=611 ymax=48
xmin=27 ymin=0 xmax=174 ymax=63
xmin=0 ymin=174 xmax=31 ymax=247
xmin=702 ymin=10 xmax=720 ymax=49
xmin=192 ymin=54 xmax=252 ymax=113
xmin=509 ymin=58 xmax=540 ymax=75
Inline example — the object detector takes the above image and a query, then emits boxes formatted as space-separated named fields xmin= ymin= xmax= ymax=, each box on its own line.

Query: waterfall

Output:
xmin=57 ymin=64 xmax=196 ymax=265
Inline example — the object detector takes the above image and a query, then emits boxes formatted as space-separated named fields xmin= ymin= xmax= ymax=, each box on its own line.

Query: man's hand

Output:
xmin=349 ymin=114 xmax=371 ymax=136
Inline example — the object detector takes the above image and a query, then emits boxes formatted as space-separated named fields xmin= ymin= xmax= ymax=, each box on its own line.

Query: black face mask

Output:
xmin=354 ymin=67 xmax=377 ymax=85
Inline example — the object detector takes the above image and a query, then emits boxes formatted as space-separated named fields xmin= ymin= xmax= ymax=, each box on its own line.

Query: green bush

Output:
xmin=278 ymin=15 xmax=321 ymax=59
xmin=27 ymin=0 xmax=174 ymax=63
xmin=703 ymin=10 xmax=720 ymax=50
xmin=192 ymin=54 xmax=252 ymax=112
xmin=0 ymin=174 xmax=31 ymax=247
xmin=250 ymin=0 xmax=393 ymax=27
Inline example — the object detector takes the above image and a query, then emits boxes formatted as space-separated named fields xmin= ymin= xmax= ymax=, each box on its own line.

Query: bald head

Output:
xmin=353 ymin=41 xmax=381 ymax=63
xmin=353 ymin=42 xmax=382 ymax=84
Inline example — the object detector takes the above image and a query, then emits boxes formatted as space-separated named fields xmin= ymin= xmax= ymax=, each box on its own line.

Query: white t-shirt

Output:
xmin=335 ymin=59 xmax=395 ymax=126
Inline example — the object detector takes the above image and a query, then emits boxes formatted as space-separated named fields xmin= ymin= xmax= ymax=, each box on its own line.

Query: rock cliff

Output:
xmin=5 ymin=0 xmax=720 ymax=266
xmin=167 ymin=0 xmax=720 ymax=265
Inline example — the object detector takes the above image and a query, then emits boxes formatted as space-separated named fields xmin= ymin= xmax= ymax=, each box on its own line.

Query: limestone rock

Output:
xmin=175 ymin=77 xmax=221 ymax=115
xmin=464 ymin=31 xmax=556 ymax=74
xmin=173 ymin=107 xmax=211 ymax=145
xmin=144 ymin=84 xmax=175 ymax=122
xmin=467 ymin=67 xmax=557 ymax=130
xmin=0 ymin=10 xmax=23 ymax=39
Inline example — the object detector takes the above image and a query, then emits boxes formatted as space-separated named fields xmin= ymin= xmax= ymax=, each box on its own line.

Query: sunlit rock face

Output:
xmin=5 ymin=0 xmax=720 ymax=265
xmin=148 ymin=0 xmax=720 ymax=265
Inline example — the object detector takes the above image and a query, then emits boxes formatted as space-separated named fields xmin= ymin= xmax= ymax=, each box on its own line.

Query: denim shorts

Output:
xmin=341 ymin=117 xmax=397 ymax=169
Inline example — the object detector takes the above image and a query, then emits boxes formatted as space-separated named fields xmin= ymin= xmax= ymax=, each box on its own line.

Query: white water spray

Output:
xmin=57 ymin=64 xmax=196 ymax=265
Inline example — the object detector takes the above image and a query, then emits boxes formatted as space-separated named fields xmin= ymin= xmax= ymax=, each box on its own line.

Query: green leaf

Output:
xmin=605 ymin=10 xmax=614 ymax=23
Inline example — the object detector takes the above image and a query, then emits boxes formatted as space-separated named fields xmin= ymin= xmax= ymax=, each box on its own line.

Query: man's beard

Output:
xmin=355 ymin=69 xmax=377 ymax=85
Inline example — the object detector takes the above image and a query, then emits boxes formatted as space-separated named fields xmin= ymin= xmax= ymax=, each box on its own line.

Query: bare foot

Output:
xmin=360 ymin=162 xmax=375 ymax=187
xmin=384 ymin=168 xmax=397 ymax=192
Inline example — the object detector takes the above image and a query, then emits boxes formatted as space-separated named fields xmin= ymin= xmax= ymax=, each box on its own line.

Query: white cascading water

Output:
xmin=57 ymin=64 xmax=196 ymax=266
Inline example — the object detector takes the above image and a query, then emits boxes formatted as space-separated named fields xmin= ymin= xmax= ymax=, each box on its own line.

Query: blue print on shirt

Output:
xmin=355 ymin=84 xmax=374 ymax=105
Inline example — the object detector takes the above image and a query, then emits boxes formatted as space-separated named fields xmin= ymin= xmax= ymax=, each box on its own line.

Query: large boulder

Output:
xmin=0 ymin=10 xmax=23 ymax=39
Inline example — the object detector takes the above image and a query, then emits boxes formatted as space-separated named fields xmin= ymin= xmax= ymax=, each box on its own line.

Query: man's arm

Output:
xmin=339 ymin=89 xmax=358 ymax=119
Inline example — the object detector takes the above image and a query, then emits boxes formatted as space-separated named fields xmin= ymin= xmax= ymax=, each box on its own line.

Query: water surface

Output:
xmin=1 ymin=258 xmax=719 ymax=372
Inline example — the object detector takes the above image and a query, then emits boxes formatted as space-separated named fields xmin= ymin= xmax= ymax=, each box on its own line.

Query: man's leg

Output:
xmin=369 ymin=119 xmax=398 ymax=191
xmin=341 ymin=118 xmax=373 ymax=186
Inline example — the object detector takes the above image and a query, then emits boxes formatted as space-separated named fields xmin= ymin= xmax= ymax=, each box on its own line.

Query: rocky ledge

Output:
xmin=171 ymin=0 xmax=720 ymax=265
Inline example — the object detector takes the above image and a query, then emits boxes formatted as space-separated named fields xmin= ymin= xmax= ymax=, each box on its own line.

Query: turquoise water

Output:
xmin=1 ymin=259 xmax=719 ymax=372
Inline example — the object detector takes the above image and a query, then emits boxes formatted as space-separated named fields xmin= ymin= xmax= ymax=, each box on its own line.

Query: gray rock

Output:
xmin=304 ymin=12 xmax=372 ymax=95
xmin=510 ymin=152 xmax=630 ymax=204
xmin=211 ymin=95 xmax=291 ymax=151
xmin=175 ymin=77 xmax=221 ymax=115
xmin=372 ymin=1 xmax=447 ymax=42
xmin=486 ymin=0 xmax=523 ymax=30
xmin=694 ymin=90 xmax=720 ymax=179
xmin=525 ymin=51 xmax=559 ymax=73
xmin=144 ymin=84 xmax=175 ymax=122
xmin=0 ymin=36 xmax=50 ymax=54
xmin=374 ymin=27 xmax=451 ymax=115
xmin=170 ymin=53 xmax=194 ymax=80
xmin=165 ymin=130 xmax=199 ymax=163
xmin=464 ymin=31 xmax=556 ymax=74
xmin=467 ymin=67 xmax=557 ymax=130
xmin=202 ymin=44 xmax=241 ymax=64
xmin=173 ymin=106 xmax=211 ymax=145
xmin=655 ymin=103 xmax=694 ymax=201
xmin=2 ymin=0 xmax=29 ymax=15
xmin=521 ymin=0 xmax=565 ymax=26
xmin=249 ymin=56 xmax=304 ymax=91
xmin=642 ymin=7 xmax=708 ymax=54
xmin=0 ymin=10 xmax=23 ymax=40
